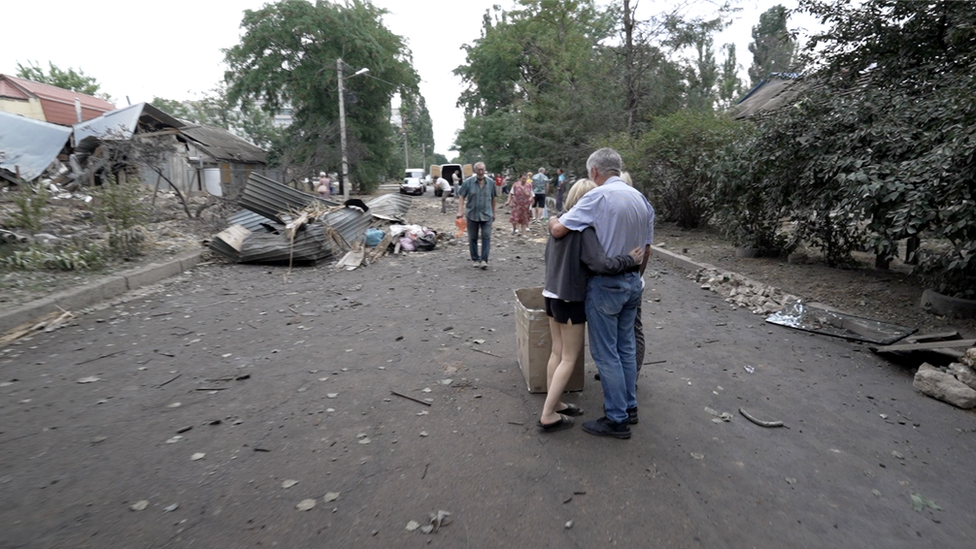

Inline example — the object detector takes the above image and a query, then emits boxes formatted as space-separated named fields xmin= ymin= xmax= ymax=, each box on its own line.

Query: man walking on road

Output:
xmin=531 ymin=167 xmax=549 ymax=221
xmin=457 ymin=162 xmax=497 ymax=270
xmin=548 ymin=148 xmax=654 ymax=439
xmin=554 ymin=168 xmax=567 ymax=213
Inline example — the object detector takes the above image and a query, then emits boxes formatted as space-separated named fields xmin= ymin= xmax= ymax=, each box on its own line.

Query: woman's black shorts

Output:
xmin=545 ymin=297 xmax=586 ymax=325
xmin=533 ymin=193 xmax=546 ymax=208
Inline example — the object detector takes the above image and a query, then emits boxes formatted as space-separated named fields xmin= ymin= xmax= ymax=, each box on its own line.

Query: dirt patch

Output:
xmin=653 ymin=223 xmax=976 ymax=337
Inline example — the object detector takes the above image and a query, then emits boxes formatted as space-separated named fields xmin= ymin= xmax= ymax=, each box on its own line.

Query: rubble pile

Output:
xmin=208 ymin=173 xmax=422 ymax=267
xmin=913 ymin=348 xmax=976 ymax=409
xmin=690 ymin=267 xmax=800 ymax=315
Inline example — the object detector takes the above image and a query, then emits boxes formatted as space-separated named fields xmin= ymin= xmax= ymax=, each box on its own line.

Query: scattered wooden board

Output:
xmin=871 ymin=339 xmax=975 ymax=353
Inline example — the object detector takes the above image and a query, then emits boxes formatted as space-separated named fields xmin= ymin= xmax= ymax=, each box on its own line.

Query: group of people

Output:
xmin=453 ymin=148 xmax=655 ymax=439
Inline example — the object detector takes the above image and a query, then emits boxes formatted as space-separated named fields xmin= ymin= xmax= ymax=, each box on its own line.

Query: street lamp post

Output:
xmin=337 ymin=58 xmax=368 ymax=201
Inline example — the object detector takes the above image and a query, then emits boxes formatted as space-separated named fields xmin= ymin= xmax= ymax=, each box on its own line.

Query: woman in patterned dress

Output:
xmin=506 ymin=173 xmax=533 ymax=235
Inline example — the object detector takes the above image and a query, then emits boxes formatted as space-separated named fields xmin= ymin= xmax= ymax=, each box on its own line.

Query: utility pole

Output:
xmin=402 ymin=115 xmax=409 ymax=170
xmin=338 ymin=58 xmax=349 ymax=200
xmin=337 ymin=59 xmax=369 ymax=200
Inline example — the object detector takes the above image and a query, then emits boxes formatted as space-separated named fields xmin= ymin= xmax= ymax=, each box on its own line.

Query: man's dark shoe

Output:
xmin=627 ymin=407 xmax=639 ymax=425
xmin=582 ymin=416 xmax=631 ymax=439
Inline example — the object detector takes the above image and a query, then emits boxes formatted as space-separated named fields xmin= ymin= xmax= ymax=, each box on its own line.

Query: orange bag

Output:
xmin=455 ymin=216 xmax=467 ymax=238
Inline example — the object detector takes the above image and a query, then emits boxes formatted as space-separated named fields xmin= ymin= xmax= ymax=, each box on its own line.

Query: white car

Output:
xmin=400 ymin=168 xmax=427 ymax=195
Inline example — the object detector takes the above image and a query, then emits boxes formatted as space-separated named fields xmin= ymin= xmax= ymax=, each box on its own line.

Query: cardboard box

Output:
xmin=514 ymin=287 xmax=584 ymax=393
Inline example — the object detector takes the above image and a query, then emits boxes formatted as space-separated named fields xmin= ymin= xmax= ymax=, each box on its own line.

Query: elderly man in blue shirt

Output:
xmin=456 ymin=162 xmax=497 ymax=270
xmin=548 ymin=148 xmax=655 ymax=439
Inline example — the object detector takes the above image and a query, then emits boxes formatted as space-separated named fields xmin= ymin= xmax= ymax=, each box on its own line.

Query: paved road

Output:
xmin=2 ymin=228 xmax=974 ymax=548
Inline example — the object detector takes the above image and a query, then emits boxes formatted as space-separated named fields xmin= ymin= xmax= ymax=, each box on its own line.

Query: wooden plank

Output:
xmin=906 ymin=331 xmax=961 ymax=343
xmin=872 ymin=339 xmax=975 ymax=353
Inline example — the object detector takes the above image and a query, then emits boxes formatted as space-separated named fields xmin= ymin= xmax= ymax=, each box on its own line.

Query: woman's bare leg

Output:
xmin=541 ymin=320 xmax=586 ymax=425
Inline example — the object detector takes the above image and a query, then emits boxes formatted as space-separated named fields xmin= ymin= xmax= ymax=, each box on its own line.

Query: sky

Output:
xmin=1 ymin=1 xmax=817 ymax=159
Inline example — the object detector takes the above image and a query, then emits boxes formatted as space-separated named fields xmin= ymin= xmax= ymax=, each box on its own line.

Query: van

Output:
xmin=430 ymin=164 xmax=472 ymax=197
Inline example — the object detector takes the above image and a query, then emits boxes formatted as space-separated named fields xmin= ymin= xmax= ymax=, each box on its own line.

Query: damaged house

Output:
xmin=71 ymin=102 xmax=269 ymax=199
xmin=0 ymin=74 xmax=115 ymax=126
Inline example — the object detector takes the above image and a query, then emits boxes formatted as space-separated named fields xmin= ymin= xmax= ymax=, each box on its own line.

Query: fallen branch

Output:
xmin=75 ymin=349 xmax=126 ymax=366
xmin=739 ymin=408 xmax=784 ymax=428
xmin=471 ymin=348 xmax=502 ymax=358
xmin=157 ymin=373 xmax=182 ymax=388
xmin=391 ymin=390 xmax=432 ymax=407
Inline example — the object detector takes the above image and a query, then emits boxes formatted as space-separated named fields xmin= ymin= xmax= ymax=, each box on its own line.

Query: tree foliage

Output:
xmin=222 ymin=0 xmax=420 ymax=189
xmin=16 ymin=60 xmax=112 ymax=102
xmin=454 ymin=0 xmax=620 ymax=174
xmin=609 ymin=109 xmax=746 ymax=229
xmin=747 ymin=4 xmax=797 ymax=86
xmin=709 ymin=0 xmax=976 ymax=295
xmin=394 ymin=92 xmax=435 ymax=174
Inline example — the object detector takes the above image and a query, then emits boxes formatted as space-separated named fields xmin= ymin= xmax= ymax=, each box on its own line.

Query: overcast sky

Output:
xmin=1 ymin=1 xmax=815 ymax=158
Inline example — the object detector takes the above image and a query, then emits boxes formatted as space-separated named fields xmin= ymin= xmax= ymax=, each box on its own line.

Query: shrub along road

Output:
xmin=1 ymin=212 xmax=974 ymax=548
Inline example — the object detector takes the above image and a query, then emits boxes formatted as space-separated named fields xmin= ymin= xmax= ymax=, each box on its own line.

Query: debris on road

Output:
xmin=766 ymin=300 xmax=915 ymax=345
xmin=0 ymin=310 xmax=75 ymax=346
xmin=391 ymin=390 xmax=432 ymax=407
xmin=208 ymin=174 xmax=428 ymax=267
xmin=739 ymin=408 xmax=785 ymax=428
xmin=913 ymin=362 xmax=976 ymax=409
xmin=416 ymin=510 xmax=451 ymax=534
xmin=691 ymin=267 xmax=799 ymax=315
xmin=130 ymin=500 xmax=149 ymax=511
xmin=910 ymin=492 xmax=942 ymax=512
xmin=296 ymin=499 xmax=316 ymax=511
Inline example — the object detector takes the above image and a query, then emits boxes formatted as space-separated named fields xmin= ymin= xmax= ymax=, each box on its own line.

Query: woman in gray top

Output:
xmin=539 ymin=179 xmax=643 ymax=431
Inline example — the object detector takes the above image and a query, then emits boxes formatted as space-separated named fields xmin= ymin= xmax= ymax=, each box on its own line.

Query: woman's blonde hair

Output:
xmin=564 ymin=178 xmax=596 ymax=211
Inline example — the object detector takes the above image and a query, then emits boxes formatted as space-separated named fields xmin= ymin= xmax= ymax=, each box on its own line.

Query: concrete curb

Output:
xmin=651 ymin=245 xmax=775 ymax=293
xmin=0 ymin=249 xmax=204 ymax=334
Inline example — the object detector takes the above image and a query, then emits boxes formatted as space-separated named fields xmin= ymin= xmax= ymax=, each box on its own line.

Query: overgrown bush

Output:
xmin=613 ymin=109 xmax=746 ymax=229
xmin=8 ymin=183 xmax=49 ymax=233
xmin=93 ymin=175 xmax=150 ymax=259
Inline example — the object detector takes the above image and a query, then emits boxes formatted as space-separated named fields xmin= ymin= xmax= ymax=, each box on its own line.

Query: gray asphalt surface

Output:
xmin=2 ymin=220 xmax=974 ymax=548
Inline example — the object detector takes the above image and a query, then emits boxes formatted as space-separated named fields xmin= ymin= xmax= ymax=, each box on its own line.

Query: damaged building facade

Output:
xmin=1 ymin=74 xmax=268 ymax=197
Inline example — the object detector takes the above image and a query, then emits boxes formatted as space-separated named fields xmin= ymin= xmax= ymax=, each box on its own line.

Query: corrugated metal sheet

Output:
xmin=74 ymin=102 xmax=183 ymax=149
xmin=239 ymin=223 xmax=334 ymax=264
xmin=212 ymin=175 xmax=411 ymax=265
xmin=240 ymin=172 xmax=340 ymax=223
xmin=366 ymin=193 xmax=412 ymax=221
xmin=179 ymin=124 xmax=267 ymax=164
xmin=0 ymin=111 xmax=72 ymax=181
xmin=227 ymin=210 xmax=279 ymax=232
xmin=319 ymin=207 xmax=372 ymax=249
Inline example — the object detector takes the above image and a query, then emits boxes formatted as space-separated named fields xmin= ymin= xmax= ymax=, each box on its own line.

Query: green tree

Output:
xmin=222 ymin=0 xmax=420 ymax=191
xmin=454 ymin=0 xmax=619 ymax=173
xmin=717 ymin=43 xmax=745 ymax=108
xmin=663 ymin=14 xmax=729 ymax=111
xmin=16 ymin=60 xmax=112 ymax=102
xmin=619 ymin=0 xmax=688 ymax=133
xmin=747 ymin=5 xmax=797 ymax=86
xmin=395 ymin=92 xmax=435 ymax=175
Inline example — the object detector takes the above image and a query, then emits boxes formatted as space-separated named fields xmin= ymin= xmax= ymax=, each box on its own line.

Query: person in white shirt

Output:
xmin=434 ymin=176 xmax=452 ymax=213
